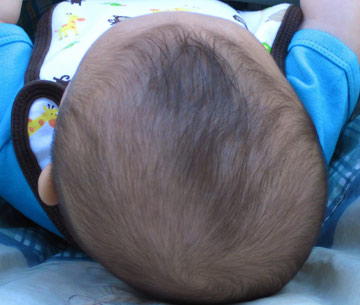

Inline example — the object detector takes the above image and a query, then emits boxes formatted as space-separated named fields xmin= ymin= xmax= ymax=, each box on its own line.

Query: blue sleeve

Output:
xmin=0 ymin=25 xmax=61 ymax=236
xmin=286 ymin=29 xmax=360 ymax=164
xmin=0 ymin=24 xmax=33 ymax=116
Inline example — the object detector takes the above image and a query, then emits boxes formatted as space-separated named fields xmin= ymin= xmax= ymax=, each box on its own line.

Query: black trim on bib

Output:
xmin=271 ymin=5 xmax=303 ymax=75
xmin=11 ymin=80 xmax=75 ymax=243
xmin=25 ymin=7 xmax=56 ymax=83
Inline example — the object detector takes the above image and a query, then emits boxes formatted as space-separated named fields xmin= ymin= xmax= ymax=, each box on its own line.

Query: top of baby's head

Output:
xmin=52 ymin=24 xmax=326 ymax=304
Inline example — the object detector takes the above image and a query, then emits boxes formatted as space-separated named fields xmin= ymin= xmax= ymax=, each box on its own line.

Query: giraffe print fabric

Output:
xmin=28 ymin=98 xmax=59 ymax=170
xmin=40 ymin=0 xmax=290 ymax=82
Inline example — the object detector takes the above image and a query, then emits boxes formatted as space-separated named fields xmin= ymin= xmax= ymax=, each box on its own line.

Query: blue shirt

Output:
xmin=0 ymin=24 xmax=61 ymax=235
xmin=0 ymin=24 xmax=359 ymax=236
xmin=287 ymin=30 xmax=360 ymax=163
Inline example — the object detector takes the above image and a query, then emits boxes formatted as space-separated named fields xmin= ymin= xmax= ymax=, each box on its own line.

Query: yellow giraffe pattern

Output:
xmin=56 ymin=13 xmax=86 ymax=40
xmin=28 ymin=105 xmax=58 ymax=137
xmin=150 ymin=8 xmax=191 ymax=13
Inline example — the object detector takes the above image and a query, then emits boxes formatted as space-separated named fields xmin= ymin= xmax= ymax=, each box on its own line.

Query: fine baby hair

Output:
xmin=52 ymin=22 xmax=326 ymax=304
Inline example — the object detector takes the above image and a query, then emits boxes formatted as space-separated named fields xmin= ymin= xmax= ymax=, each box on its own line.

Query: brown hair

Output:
xmin=52 ymin=24 xmax=326 ymax=304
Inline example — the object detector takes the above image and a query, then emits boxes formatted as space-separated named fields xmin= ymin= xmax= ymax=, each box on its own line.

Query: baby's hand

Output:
xmin=300 ymin=0 xmax=360 ymax=61
xmin=0 ymin=0 xmax=22 ymax=24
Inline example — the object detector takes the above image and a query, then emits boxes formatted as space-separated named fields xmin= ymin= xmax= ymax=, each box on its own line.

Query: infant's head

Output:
xmin=51 ymin=12 xmax=326 ymax=304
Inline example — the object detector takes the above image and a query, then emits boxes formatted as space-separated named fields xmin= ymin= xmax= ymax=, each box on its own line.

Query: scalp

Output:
xmin=53 ymin=24 xmax=326 ymax=304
